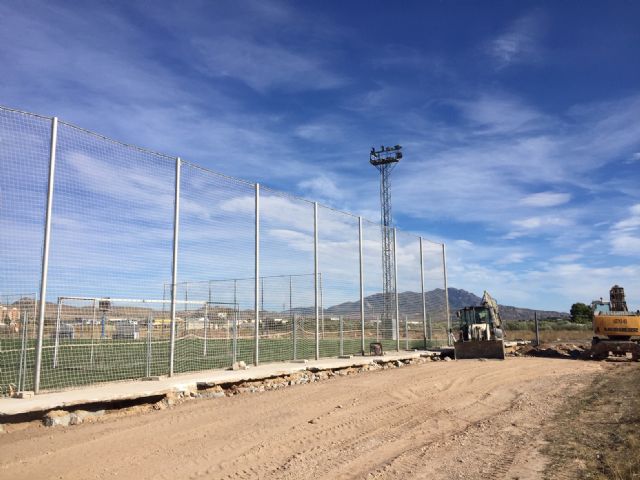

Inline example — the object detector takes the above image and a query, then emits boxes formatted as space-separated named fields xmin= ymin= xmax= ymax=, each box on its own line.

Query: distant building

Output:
xmin=1 ymin=306 xmax=20 ymax=323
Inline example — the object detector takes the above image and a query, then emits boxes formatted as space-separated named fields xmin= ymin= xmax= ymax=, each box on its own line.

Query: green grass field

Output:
xmin=1 ymin=335 xmax=442 ymax=395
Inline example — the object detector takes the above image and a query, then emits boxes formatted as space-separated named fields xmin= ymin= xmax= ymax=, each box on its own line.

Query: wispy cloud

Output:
xmin=192 ymin=36 xmax=346 ymax=93
xmin=451 ymin=92 xmax=553 ymax=135
xmin=610 ymin=203 xmax=640 ymax=256
xmin=487 ymin=11 xmax=546 ymax=69
xmin=521 ymin=191 xmax=571 ymax=207
xmin=298 ymin=175 xmax=344 ymax=202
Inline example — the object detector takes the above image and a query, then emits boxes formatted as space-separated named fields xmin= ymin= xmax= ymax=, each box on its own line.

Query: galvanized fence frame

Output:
xmin=0 ymin=105 xmax=450 ymax=395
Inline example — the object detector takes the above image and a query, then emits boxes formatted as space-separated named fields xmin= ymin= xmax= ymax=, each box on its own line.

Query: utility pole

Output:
xmin=370 ymin=145 xmax=402 ymax=339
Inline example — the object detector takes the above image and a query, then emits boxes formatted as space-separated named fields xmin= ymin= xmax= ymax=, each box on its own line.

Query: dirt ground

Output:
xmin=0 ymin=358 xmax=607 ymax=480
xmin=544 ymin=362 xmax=640 ymax=479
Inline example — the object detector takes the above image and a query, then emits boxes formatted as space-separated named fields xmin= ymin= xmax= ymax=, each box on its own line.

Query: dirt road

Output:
xmin=0 ymin=358 xmax=604 ymax=480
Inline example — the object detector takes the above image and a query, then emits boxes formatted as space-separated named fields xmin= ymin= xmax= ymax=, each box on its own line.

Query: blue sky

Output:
xmin=2 ymin=1 xmax=640 ymax=311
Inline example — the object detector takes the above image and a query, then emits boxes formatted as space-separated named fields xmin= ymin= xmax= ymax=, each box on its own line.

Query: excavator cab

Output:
xmin=454 ymin=292 xmax=506 ymax=360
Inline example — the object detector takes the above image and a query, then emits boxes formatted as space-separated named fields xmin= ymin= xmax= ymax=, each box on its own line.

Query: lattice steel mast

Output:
xmin=370 ymin=145 xmax=402 ymax=338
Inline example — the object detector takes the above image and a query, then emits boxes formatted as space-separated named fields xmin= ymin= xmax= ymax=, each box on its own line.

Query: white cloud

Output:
xmin=294 ymin=122 xmax=345 ymax=142
xmin=611 ymin=235 xmax=640 ymax=256
xmin=298 ymin=175 xmax=343 ymax=201
xmin=487 ymin=11 xmax=546 ymax=69
xmin=504 ymin=215 xmax=575 ymax=239
xmin=551 ymin=254 xmax=582 ymax=263
xmin=496 ymin=252 xmax=530 ymax=265
xmin=454 ymin=239 xmax=474 ymax=249
xmin=452 ymin=93 xmax=551 ymax=134
xmin=521 ymin=191 xmax=571 ymax=207
xmin=610 ymin=203 xmax=640 ymax=256
xmin=192 ymin=36 xmax=345 ymax=93
xmin=509 ymin=216 xmax=571 ymax=237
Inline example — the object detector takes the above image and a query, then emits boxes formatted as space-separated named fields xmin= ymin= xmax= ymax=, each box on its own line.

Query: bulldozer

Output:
xmin=585 ymin=285 xmax=640 ymax=361
xmin=454 ymin=291 xmax=505 ymax=360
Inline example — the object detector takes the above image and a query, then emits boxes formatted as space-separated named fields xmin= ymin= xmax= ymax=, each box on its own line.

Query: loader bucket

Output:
xmin=454 ymin=339 xmax=506 ymax=360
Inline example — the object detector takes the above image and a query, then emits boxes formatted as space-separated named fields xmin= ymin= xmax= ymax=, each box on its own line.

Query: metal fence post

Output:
xmin=293 ymin=314 xmax=297 ymax=360
xmin=358 ymin=217 xmax=365 ymax=355
xmin=534 ymin=311 xmax=540 ymax=346
xmin=405 ymin=315 xmax=409 ymax=350
xmin=393 ymin=228 xmax=400 ymax=351
xmin=203 ymin=303 xmax=209 ymax=357
xmin=419 ymin=237 xmax=428 ymax=349
xmin=34 ymin=116 xmax=58 ymax=394
xmin=233 ymin=279 xmax=238 ymax=363
xmin=442 ymin=243 xmax=451 ymax=345
xmin=146 ymin=312 xmax=153 ymax=378
xmin=319 ymin=272 xmax=324 ymax=339
xmin=168 ymin=157 xmax=181 ymax=376
xmin=18 ymin=310 xmax=28 ymax=392
xmin=254 ymin=183 xmax=260 ymax=366
xmin=339 ymin=316 xmax=344 ymax=356
xmin=314 ymin=202 xmax=320 ymax=360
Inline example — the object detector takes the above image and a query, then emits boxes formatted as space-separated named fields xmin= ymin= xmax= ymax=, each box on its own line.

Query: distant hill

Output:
xmin=5 ymin=288 xmax=569 ymax=322
xmin=323 ymin=287 xmax=568 ymax=321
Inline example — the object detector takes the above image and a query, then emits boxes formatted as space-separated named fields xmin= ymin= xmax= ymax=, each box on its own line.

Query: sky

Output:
xmin=1 ymin=0 xmax=639 ymax=312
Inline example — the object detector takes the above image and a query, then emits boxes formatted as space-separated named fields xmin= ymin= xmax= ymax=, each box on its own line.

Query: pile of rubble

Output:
xmin=34 ymin=354 xmax=451 ymax=428
xmin=513 ymin=342 xmax=587 ymax=359
xmin=200 ymin=354 xmax=450 ymax=398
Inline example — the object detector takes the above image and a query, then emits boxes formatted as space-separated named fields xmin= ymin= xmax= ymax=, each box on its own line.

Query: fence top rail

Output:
xmin=1 ymin=103 xmax=445 ymax=247
xmin=180 ymin=159 xmax=255 ymax=187
xmin=57 ymin=119 xmax=177 ymax=162
xmin=0 ymin=104 xmax=52 ymax=120
xmin=57 ymin=296 xmax=208 ymax=305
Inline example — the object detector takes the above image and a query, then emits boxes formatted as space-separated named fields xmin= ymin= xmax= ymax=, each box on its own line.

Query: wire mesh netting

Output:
xmin=175 ymin=163 xmax=256 ymax=372
xmin=39 ymin=121 xmax=176 ymax=391
xmin=361 ymin=219 xmax=396 ymax=352
xmin=0 ymin=294 xmax=37 ymax=395
xmin=395 ymin=230 xmax=426 ymax=351
xmin=258 ymin=187 xmax=316 ymax=362
xmin=317 ymin=206 xmax=362 ymax=356
xmin=422 ymin=241 xmax=450 ymax=346
xmin=0 ymin=108 xmax=52 ymax=394
xmin=0 ymin=106 xmax=449 ymax=395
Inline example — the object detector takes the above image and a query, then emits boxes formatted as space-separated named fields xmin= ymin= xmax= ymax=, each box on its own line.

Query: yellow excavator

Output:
xmin=586 ymin=285 xmax=640 ymax=361
xmin=454 ymin=291 xmax=505 ymax=360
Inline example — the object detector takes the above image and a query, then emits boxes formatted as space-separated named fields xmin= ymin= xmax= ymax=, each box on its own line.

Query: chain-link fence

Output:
xmin=0 ymin=105 xmax=450 ymax=395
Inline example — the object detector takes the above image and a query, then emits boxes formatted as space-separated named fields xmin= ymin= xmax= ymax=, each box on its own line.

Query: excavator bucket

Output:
xmin=454 ymin=339 xmax=506 ymax=360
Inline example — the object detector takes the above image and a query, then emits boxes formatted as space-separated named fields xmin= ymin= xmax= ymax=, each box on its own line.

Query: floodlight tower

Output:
xmin=370 ymin=144 xmax=402 ymax=338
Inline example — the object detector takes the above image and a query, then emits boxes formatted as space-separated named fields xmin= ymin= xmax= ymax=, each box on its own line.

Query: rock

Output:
xmin=444 ymin=357 xmax=452 ymax=362
xmin=308 ymin=418 xmax=319 ymax=424
xmin=44 ymin=410 xmax=72 ymax=427
xmin=69 ymin=413 xmax=83 ymax=426
xmin=231 ymin=362 xmax=240 ymax=371
xmin=14 ymin=391 xmax=34 ymax=399
xmin=238 ymin=361 xmax=248 ymax=370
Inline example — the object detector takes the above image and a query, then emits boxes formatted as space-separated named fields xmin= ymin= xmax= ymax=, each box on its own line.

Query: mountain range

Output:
xmin=322 ymin=288 xmax=568 ymax=321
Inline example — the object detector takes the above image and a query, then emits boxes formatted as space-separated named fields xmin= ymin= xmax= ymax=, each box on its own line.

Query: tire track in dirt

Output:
xmin=1 ymin=358 xmax=604 ymax=480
